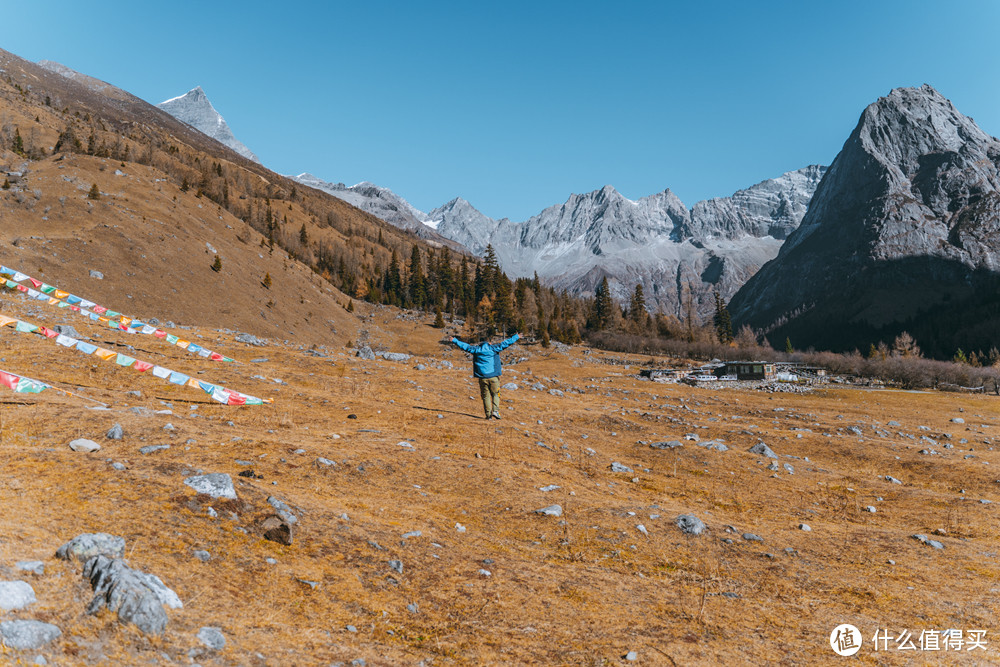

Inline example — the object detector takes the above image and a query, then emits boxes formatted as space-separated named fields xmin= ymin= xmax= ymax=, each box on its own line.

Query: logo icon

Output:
xmin=830 ymin=624 xmax=862 ymax=656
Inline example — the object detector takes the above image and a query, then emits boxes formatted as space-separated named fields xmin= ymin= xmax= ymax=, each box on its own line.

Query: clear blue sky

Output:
xmin=4 ymin=1 xmax=998 ymax=221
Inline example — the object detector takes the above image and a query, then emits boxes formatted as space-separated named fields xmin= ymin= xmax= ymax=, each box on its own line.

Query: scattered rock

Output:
xmin=502 ymin=383 xmax=518 ymax=390
xmin=864 ymin=506 xmax=877 ymax=513
xmin=885 ymin=475 xmax=903 ymax=485
xmin=192 ymin=551 xmax=211 ymax=562
xmin=952 ymin=417 xmax=965 ymax=424
xmin=625 ymin=650 xmax=638 ymax=661
xmin=0 ymin=620 xmax=61 ymax=650
xmin=267 ymin=496 xmax=298 ymax=524
xmin=911 ymin=534 xmax=944 ymax=549
xmin=676 ymin=514 xmax=706 ymax=535
xmin=609 ymin=462 xmax=633 ymax=473
xmin=378 ymin=352 xmax=411 ymax=362
xmin=748 ymin=442 xmax=777 ymax=459
xmin=56 ymin=533 xmax=126 ymax=563
xmin=742 ymin=533 xmax=764 ymax=543
xmin=388 ymin=560 xmax=403 ymax=574
xmin=0 ymin=581 xmax=36 ymax=611
xmin=13 ymin=561 xmax=43 ymax=577
xmin=549 ymin=389 xmax=564 ymax=397
xmin=106 ymin=423 xmax=124 ymax=440
xmin=799 ymin=524 xmax=811 ymax=531
xmin=535 ymin=505 xmax=563 ymax=517
xmin=82 ymin=555 xmax=180 ymax=635
xmin=539 ymin=485 xmax=560 ymax=492
xmin=315 ymin=457 xmax=336 ymax=467
xmin=139 ymin=445 xmax=170 ymax=455
xmin=259 ymin=515 xmax=293 ymax=545
xmin=53 ymin=324 xmax=82 ymax=338
xmin=89 ymin=269 xmax=104 ymax=280
xmin=184 ymin=473 xmax=237 ymax=500
xmin=355 ymin=346 xmax=376 ymax=360
xmin=69 ymin=438 xmax=100 ymax=453
xmin=650 ymin=440 xmax=683 ymax=450
xmin=197 ymin=627 xmax=226 ymax=651
xmin=235 ymin=332 xmax=266 ymax=346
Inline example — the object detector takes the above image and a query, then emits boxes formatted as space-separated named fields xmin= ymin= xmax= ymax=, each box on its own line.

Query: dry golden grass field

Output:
xmin=0 ymin=292 xmax=998 ymax=666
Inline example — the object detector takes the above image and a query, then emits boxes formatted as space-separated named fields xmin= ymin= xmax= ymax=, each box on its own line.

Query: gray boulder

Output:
xmin=56 ymin=533 xmax=126 ymax=563
xmin=378 ymin=352 xmax=411 ymax=362
xmin=676 ymin=514 xmax=706 ymax=535
xmin=650 ymin=440 xmax=683 ymax=450
xmin=15 ymin=561 xmax=44 ymax=575
xmin=197 ymin=626 xmax=226 ymax=651
xmin=534 ymin=505 xmax=563 ymax=517
xmin=610 ymin=462 xmax=634 ymax=473
xmin=82 ymin=555 xmax=179 ymax=635
xmin=69 ymin=438 xmax=100 ymax=453
xmin=0 ymin=581 xmax=36 ymax=611
xmin=53 ymin=324 xmax=82 ymax=338
xmin=502 ymin=383 xmax=518 ymax=390
xmin=184 ymin=473 xmax=237 ymax=499
xmin=748 ymin=442 xmax=777 ymax=459
xmin=106 ymin=423 xmax=124 ymax=440
xmin=0 ymin=620 xmax=61 ymax=650
xmin=355 ymin=345 xmax=376 ymax=360
xmin=267 ymin=496 xmax=298 ymax=524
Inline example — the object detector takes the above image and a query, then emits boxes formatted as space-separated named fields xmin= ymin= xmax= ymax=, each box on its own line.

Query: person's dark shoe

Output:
xmin=485 ymin=414 xmax=493 ymax=420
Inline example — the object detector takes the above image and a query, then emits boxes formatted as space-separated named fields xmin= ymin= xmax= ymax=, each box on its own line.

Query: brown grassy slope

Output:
xmin=0 ymin=290 xmax=998 ymax=665
xmin=0 ymin=149 xmax=360 ymax=344
xmin=0 ymin=47 xmax=462 ymax=344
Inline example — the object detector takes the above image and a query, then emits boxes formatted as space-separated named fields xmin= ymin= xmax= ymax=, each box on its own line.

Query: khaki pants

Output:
xmin=478 ymin=377 xmax=501 ymax=417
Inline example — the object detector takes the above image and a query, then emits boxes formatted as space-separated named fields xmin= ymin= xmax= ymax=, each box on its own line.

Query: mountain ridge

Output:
xmin=729 ymin=84 xmax=1000 ymax=357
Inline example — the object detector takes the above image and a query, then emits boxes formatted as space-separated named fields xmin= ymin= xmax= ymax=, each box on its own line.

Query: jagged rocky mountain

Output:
xmin=291 ymin=174 xmax=465 ymax=248
xmin=157 ymin=87 xmax=260 ymax=163
xmin=729 ymin=85 xmax=1000 ymax=357
xmin=293 ymin=174 xmax=432 ymax=233
xmin=429 ymin=167 xmax=826 ymax=317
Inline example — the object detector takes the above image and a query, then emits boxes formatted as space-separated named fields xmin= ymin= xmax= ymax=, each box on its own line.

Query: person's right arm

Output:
xmin=452 ymin=337 xmax=473 ymax=352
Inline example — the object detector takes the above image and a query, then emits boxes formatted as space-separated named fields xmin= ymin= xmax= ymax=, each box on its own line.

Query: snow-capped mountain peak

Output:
xmin=157 ymin=87 xmax=259 ymax=163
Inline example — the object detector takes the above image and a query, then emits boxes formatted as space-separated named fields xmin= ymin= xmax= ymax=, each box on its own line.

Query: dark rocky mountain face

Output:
xmin=729 ymin=85 xmax=1000 ymax=358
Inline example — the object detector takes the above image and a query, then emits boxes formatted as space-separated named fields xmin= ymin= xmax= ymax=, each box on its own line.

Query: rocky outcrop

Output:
xmin=729 ymin=85 xmax=1000 ymax=357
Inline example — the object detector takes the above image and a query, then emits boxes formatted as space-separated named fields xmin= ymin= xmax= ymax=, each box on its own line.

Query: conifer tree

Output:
xmin=299 ymin=224 xmax=308 ymax=246
xmin=630 ymin=284 xmax=647 ymax=323
xmin=408 ymin=245 xmax=426 ymax=309
xmin=263 ymin=272 xmax=272 ymax=289
xmin=713 ymin=291 xmax=733 ymax=343
xmin=594 ymin=277 xmax=613 ymax=329
xmin=12 ymin=128 xmax=24 ymax=156
xmin=211 ymin=255 xmax=222 ymax=272
xmin=87 ymin=183 xmax=100 ymax=200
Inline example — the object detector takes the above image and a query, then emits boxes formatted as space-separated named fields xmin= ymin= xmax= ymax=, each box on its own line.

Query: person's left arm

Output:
xmin=492 ymin=333 xmax=520 ymax=351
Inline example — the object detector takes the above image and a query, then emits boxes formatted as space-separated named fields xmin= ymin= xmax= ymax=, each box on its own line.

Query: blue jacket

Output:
xmin=453 ymin=334 xmax=519 ymax=378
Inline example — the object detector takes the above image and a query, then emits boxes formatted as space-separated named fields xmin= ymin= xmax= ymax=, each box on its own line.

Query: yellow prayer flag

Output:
xmin=93 ymin=348 xmax=116 ymax=360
